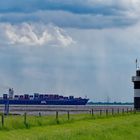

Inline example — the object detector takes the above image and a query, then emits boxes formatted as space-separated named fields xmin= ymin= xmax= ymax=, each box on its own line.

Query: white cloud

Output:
xmin=0 ymin=22 xmax=74 ymax=47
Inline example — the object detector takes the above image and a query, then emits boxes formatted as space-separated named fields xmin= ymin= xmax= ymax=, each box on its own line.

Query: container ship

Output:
xmin=0 ymin=88 xmax=89 ymax=105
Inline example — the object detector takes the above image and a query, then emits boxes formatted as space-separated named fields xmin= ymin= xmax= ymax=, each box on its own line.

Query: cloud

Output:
xmin=0 ymin=23 xmax=74 ymax=47
xmin=0 ymin=0 xmax=139 ymax=29
xmin=0 ymin=10 xmax=137 ymax=29
xmin=0 ymin=0 xmax=140 ymax=15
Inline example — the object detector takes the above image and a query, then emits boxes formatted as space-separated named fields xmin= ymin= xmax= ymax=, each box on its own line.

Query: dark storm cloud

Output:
xmin=0 ymin=0 xmax=135 ymax=15
xmin=0 ymin=0 xmax=139 ymax=29
xmin=0 ymin=0 xmax=121 ymax=14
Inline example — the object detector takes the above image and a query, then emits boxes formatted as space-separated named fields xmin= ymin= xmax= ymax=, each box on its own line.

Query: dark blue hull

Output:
xmin=0 ymin=99 xmax=89 ymax=105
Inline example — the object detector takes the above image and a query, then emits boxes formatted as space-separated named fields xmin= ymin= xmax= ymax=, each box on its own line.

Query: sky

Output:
xmin=0 ymin=0 xmax=139 ymax=102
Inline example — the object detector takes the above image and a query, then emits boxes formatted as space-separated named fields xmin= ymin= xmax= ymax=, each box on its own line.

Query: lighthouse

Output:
xmin=132 ymin=59 xmax=140 ymax=109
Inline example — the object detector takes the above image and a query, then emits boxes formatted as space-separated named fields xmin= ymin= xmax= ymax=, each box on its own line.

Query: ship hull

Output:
xmin=0 ymin=99 xmax=88 ymax=105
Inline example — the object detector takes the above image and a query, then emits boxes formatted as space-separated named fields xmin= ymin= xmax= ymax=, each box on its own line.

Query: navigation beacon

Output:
xmin=132 ymin=59 xmax=140 ymax=109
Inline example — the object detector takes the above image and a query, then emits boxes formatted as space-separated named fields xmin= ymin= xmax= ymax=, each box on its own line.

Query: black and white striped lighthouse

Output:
xmin=132 ymin=59 xmax=140 ymax=109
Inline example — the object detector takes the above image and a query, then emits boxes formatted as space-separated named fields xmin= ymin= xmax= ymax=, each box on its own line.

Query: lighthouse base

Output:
xmin=134 ymin=97 xmax=140 ymax=110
